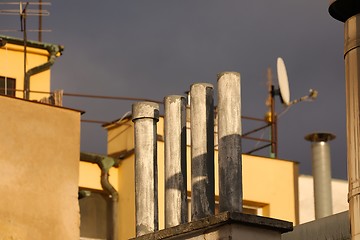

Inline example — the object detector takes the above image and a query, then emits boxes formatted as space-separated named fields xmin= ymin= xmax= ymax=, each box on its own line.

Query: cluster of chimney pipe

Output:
xmin=132 ymin=72 xmax=242 ymax=237
xmin=129 ymin=2 xmax=360 ymax=238
xmin=130 ymin=71 xmax=343 ymax=238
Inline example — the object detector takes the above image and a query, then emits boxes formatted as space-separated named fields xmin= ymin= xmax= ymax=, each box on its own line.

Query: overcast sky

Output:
xmin=1 ymin=1 xmax=347 ymax=179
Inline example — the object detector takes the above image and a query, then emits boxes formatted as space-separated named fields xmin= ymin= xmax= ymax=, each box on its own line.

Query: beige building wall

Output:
xmin=0 ymin=96 xmax=81 ymax=239
xmin=104 ymin=117 xmax=299 ymax=240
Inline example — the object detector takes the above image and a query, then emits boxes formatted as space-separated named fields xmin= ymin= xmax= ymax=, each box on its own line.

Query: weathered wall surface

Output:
xmin=0 ymin=96 xmax=81 ymax=239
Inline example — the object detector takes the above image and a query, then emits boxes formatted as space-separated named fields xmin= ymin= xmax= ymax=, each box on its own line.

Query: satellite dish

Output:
xmin=277 ymin=57 xmax=290 ymax=106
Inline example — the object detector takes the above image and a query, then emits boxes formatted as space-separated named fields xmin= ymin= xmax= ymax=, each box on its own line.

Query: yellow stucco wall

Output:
xmin=78 ymin=162 xmax=118 ymax=191
xmin=0 ymin=42 xmax=52 ymax=100
xmin=0 ymin=96 xmax=81 ymax=239
xmin=103 ymin=117 xmax=299 ymax=240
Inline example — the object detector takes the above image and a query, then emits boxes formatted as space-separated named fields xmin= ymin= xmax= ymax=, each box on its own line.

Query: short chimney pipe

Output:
xmin=190 ymin=83 xmax=215 ymax=220
xmin=132 ymin=102 xmax=159 ymax=236
xmin=217 ymin=72 xmax=243 ymax=213
xmin=305 ymin=132 xmax=335 ymax=219
xmin=164 ymin=95 xmax=188 ymax=227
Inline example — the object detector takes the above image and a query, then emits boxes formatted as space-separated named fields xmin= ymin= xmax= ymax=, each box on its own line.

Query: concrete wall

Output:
xmin=104 ymin=117 xmax=299 ymax=240
xmin=0 ymin=96 xmax=81 ymax=239
xmin=0 ymin=42 xmax=53 ymax=100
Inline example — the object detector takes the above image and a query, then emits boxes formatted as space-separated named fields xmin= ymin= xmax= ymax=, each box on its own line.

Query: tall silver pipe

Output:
xmin=305 ymin=133 xmax=335 ymax=219
xmin=217 ymin=72 xmax=243 ymax=213
xmin=344 ymin=14 xmax=360 ymax=240
xmin=164 ymin=95 xmax=188 ymax=227
xmin=329 ymin=2 xmax=360 ymax=238
xmin=190 ymin=83 xmax=215 ymax=220
xmin=132 ymin=102 xmax=159 ymax=236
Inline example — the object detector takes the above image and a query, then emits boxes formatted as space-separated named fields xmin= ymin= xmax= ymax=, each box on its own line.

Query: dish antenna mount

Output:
xmin=265 ymin=57 xmax=318 ymax=158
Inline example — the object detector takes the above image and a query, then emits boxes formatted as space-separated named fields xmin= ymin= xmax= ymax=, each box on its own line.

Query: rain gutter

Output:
xmin=80 ymin=152 xmax=119 ymax=240
xmin=24 ymin=43 xmax=63 ymax=99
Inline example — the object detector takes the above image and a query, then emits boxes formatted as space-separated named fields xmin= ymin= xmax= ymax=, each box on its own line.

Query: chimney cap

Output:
xmin=329 ymin=0 xmax=360 ymax=22
xmin=305 ymin=132 xmax=336 ymax=142
xmin=132 ymin=101 xmax=159 ymax=121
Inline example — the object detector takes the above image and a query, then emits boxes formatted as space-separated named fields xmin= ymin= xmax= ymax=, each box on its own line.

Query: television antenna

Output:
xmin=0 ymin=1 xmax=51 ymax=41
xmin=264 ymin=57 xmax=318 ymax=158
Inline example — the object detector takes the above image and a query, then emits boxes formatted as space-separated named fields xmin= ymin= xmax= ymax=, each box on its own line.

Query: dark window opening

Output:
xmin=79 ymin=189 xmax=111 ymax=240
xmin=0 ymin=76 xmax=16 ymax=97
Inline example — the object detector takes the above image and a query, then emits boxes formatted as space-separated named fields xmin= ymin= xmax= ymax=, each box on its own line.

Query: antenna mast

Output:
xmin=38 ymin=0 xmax=42 ymax=42
xmin=265 ymin=67 xmax=278 ymax=158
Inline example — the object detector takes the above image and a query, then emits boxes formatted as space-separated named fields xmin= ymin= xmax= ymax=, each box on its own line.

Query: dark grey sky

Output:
xmin=1 ymin=1 xmax=347 ymax=179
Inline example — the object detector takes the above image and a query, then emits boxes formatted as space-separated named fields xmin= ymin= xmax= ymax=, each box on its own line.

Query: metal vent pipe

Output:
xmin=190 ymin=83 xmax=215 ymax=220
xmin=344 ymin=14 xmax=360 ymax=240
xmin=164 ymin=95 xmax=188 ymax=227
xmin=329 ymin=2 xmax=360 ymax=239
xmin=217 ymin=72 xmax=243 ymax=213
xmin=305 ymin=132 xmax=335 ymax=219
xmin=132 ymin=102 xmax=159 ymax=237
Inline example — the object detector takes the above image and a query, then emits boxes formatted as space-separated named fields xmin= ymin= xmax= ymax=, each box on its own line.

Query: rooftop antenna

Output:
xmin=0 ymin=1 xmax=51 ymax=99
xmin=265 ymin=57 xmax=318 ymax=158
xmin=0 ymin=2 xmax=51 ymax=39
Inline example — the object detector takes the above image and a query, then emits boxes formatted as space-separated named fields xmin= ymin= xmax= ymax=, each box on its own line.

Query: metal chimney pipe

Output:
xmin=132 ymin=102 xmax=159 ymax=237
xmin=329 ymin=2 xmax=360 ymax=239
xmin=190 ymin=83 xmax=215 ymax=220
xmin=164 ymin=95 xmax=188 ymax=227
xmin=305 ymin=133 xmax=335 ymax=219
xmin=344 ymin=14 xmax=360 ymax=240
xmin=217 ymin=72 xmax=243 ymax=213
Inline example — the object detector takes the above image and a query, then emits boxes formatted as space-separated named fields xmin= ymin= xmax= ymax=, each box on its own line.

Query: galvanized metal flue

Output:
xmin=344 ymin=14 xmax=360 ymax=240
xmin=305 ymin=133 xmax=335 ymax=219
xmin=329 ymin=2 xmax=360 ymax=238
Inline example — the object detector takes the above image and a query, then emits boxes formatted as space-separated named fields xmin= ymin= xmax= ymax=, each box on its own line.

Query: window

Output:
xmin=79 ymin=189 xmax=111 ymax=240
xmin=0 ymin=76 xmax=16 ymax=97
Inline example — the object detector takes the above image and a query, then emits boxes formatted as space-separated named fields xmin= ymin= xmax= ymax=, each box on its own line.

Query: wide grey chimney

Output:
xmin=217 ymin=72 xmax=243 ymax=213
xmin=132 ymin=102 xmax=159 ymax=237
xmin=164 ymin=95 xmax=188 ymax=227
xmin=190 ymin=83 xmax=215 ymax=220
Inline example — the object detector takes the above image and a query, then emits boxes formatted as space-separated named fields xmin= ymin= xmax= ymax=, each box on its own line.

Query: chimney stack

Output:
xmin=190 ymin=83 xmax=215 ymax=220
xmin=164 ymin=95 xmax=188 ymax=227
xmin=132 ymin=102 xmax=159 ymax=236
xmin=217 ymin=72 xmax=243 ymax=212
